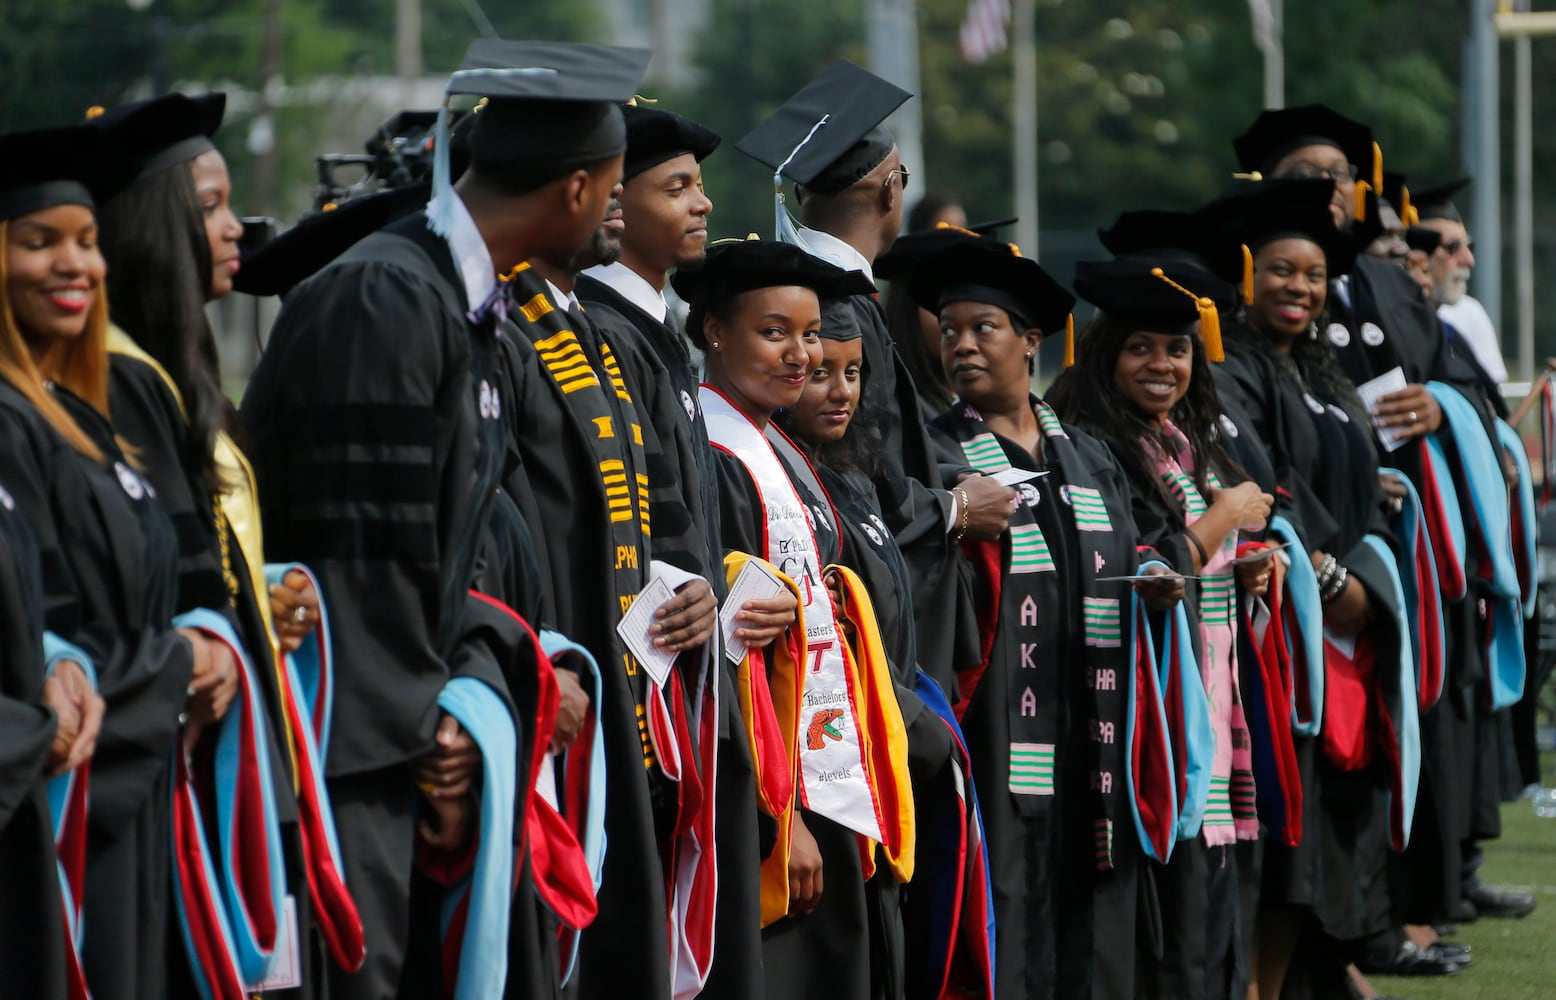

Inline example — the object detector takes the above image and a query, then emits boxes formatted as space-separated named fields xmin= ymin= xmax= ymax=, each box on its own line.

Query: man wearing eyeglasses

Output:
xmin=1416 ymin=179 xmax=1509 ymax=385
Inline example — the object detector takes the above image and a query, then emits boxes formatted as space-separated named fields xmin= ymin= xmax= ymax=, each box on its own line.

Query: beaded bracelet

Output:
xmin=1320 ymin=564 xmax=1350 ymax=603
xmin=1314 ymin=553 xmax=1338 ymax=591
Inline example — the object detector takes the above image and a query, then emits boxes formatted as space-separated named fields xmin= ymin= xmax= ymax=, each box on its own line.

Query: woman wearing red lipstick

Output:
xmin=0 ymin=123 xmax=248 ymax=1000
xmin=1206 ymin=180 xmax=1424 ymax=1000
xmin=1051 ymin=257 xmax=1274 ymax=1000
xmin=680 ymin=238 xmax=915 ymax=1000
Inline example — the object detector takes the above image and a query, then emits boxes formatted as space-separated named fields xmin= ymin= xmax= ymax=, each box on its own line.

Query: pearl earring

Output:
xmin=1307 ymin=321 xmax=1318 ymax=341
xmin=711 ymin=340 xmax=720 ymax=349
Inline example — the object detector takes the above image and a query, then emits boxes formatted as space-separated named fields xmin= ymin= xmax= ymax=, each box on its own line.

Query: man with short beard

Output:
xmin=1415 ymin=178 xmax=1509 ymax=386
xmin=506 ymin=157 xmax=729 ymax=1000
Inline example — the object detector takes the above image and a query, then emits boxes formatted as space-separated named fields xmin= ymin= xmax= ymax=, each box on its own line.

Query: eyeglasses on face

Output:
xmin=1281 ymin=159 xmax=1360 ymax=183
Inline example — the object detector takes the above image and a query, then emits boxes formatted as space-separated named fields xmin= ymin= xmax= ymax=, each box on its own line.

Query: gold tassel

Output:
xmin=1402 ymin=187 xmax=1418 ymax=227
xmin=1354 ymin=180 xmax=1371 ymax=223
xmin=1241 ymin=244 xmax=1255 ymax=306
xmin=84 ymin=105 xmax=105 ymax=120
xmin=1064 ymin=313 xmax=1075 ymax=367
xmin=1198 ymin=296 xmax=1224 ymax=363
xmin=1371 ymin=141 xmax=1383 ymax=198
xmin=1150 ymin=267 xmax=1224 ymax=362
xmin=1232 ymin=171 xmax=1263 ymax=181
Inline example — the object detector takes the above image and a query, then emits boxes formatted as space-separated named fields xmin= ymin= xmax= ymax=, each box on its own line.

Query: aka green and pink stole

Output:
xmin=1149 ymin=421 xmax=1258 ymax=844
xmin=943 ymin=399 xmax=1183 ymax=864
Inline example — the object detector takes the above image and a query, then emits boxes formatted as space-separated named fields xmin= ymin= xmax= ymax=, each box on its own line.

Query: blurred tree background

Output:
xmin=1 ymin=0 xmax=1550 ymax=366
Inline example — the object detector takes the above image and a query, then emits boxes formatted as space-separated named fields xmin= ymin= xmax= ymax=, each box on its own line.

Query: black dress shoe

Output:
xmin=1463 ymin=882 xmax=1537 ymax=918
xmin=1435 ymin=921 xmax=1460 ymax=936
xmin=1447 ymin=898 xmax=1478 ymax=924
xmin=1427 ymin=941 xmax=1472 ymax=966
xmin=1355 ymin=939 xmax=1462 ymax=977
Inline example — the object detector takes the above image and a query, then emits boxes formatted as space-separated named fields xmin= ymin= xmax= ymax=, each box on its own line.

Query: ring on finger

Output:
xmin=290 ymin=605 xmax=309 ymax=625
xmin=1408 ymin=410 xmax=1418 ymax=424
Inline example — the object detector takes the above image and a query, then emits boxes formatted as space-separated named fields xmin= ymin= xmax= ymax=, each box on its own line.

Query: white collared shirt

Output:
xmin=580 ymin=261 xmax=668 ymax=324
xmin=795 ymin=226 xmax=875 ymax=284
xmin=433 ymin=193 xmax=496 ymax=312
xmin=544 ymin=278 xmax=580 ymax=313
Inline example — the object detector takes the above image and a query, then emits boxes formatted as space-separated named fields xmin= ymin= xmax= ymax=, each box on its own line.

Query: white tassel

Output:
xmin=425 ymin=101 xmax=455 ymax=238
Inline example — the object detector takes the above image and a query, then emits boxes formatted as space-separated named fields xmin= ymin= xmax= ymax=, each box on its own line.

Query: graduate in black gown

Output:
xmin=1050 ymin=258 xmax=1278 ymax=1000
xmin=91 ymin=91 xmax=353 ymax=994
xmin=907 ymin=231 xmax=1184 ymax=1000
xmin=737 ymin=59 xmax=1016 ymax=698
xmin=0 ymin=124 xmax=219 ymax=1000
xmin=574 ymin=103 xmax=789 ymax=1000
xmin=0 ymin=473 xmax=104 ymax=994
xmin=1206 ymin=180 xmax=1419 ymax=998
xmin=241 ymin=40 xmax=651 ymax=998
xmin=509 ymin=189 xmax=728 ymax=1000
xmin=773 ymin=309 xmax=982 ymax=1000
xmin=1232 ymin=107 xmax=1512 ymax=966
xmin=683 ymin=239 xmax=914 ymax=1000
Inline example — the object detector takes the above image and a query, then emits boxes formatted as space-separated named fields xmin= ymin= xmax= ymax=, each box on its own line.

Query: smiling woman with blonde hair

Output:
xmin=0 ymin=122 xmax=247 ymax=1000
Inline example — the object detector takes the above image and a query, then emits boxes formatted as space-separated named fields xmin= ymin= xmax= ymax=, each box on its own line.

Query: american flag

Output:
xmin=960 ymin=0 xmax=1011 ymax=63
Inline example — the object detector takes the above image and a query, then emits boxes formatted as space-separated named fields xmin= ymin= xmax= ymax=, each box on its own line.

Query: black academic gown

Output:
xmin=497 ymin=269 xmax=686 ymax=1000
xmin=931 ymin=400 xmax=1149 ymax=1000
xmin=106 ymin=348 xmax=323 ymax=995
xmin=809 ymin=460 xmax=965 ymax=1000
xmin=1217 ymin=332 xmax=1405 ymax=950
xmin=834 ymin=292 xmax=982 ymax=694
xmin=1076 ymin=428 xmax=1256 ymax=1000
xmin=241 ymin=211 xmax=513 ymax=997
xmin=0 ymin=480 xmax=67 ymax=996
xmin=574 ymin=274 xmax=769 ymax=1000
xmin=0 ymin=382 xmax=195 ymax=1000
xmin=711 ymin=436 xmax=874 ymax=1000
xmin=1328 ymin=258 xmax=1503 ymax=916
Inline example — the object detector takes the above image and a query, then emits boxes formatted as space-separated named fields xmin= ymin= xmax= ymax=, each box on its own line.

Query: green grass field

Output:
xmin=1370 ymin=797 xmax=1556 ymax=999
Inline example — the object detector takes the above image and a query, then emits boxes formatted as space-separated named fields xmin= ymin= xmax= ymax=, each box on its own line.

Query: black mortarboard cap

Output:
xmin=88 ymin=92 xmax=225 ymax=178
xmin=735 ymin=60 xmax=910 ymax=194
xmin=1405 ymin=226 xmax=1443 ymax=255
xmin=0 ymin=125 xmax=139 ymax=222
xmin=1379 ymin=170 xmax=1413 ymax=219
xmin=875 ymin=220 xmax=1022 ymax=281
xmin=904 ymin=229 xmax=1074 ymax=349
xmin=233 ymin=182 xmax=430 ymax=298
xmin=1411 ymin=177 xmax=1470 ymax=224
xmin=446 ymin=39 xmax=653 ymax=103
xmin=671 ymin=236 xmax=874 ymax=308
xmin=1072 ymin=256 xmax=1236 ymax=361
xmin=622 ymin=104 xmax=721 ymax=182
xmin=428 ymin=39 xmax=652 ymax=236
xmin=1099 ymin=208 xmax=1251 ymax=301
xmin=1232 ymin=104 xmax=1380 ymax=194
xmin=1201 ymin=177 xmax=1358 ymax=278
